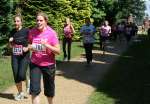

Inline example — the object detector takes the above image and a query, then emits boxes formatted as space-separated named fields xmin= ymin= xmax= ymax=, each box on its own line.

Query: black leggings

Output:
xmin=11 ymin=52 xmax=30 ymax=83
xmin=83 ymin=43 xmax=93 ymax=63
xmin=62 ymin=37 xmax=72 ymax=60
xmin=125 ymin=34 xmax=132 ymax=42
xmin=30 ymin=63 xmax=55 ymax=97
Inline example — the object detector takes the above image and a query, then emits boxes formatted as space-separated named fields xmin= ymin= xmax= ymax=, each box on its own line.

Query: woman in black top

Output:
xmin=9 ymin=15 xmax=30 ymax=101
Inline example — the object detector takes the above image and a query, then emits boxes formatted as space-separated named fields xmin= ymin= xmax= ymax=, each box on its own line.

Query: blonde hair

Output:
xmin=36 ymin=11 xmax=48 ymax=22
xmin=14 ymin=14 xmax=23 ymax=22
xmin=65 ymin=17 xmax=71 ymax=25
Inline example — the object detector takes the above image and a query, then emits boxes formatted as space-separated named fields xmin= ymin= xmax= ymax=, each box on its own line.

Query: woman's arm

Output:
xmin=70 ymin=23 xmax=75 ymax=33
xmin=41 ymin=39 xmax=60 ymax=55
xmin=8 ymin=37 xmax=14 ymax=48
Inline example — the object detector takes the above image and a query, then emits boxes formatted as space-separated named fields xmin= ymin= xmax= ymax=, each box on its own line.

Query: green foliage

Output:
xmin=91 ymin=0 xmax=106 ymax=26
xmin=91 ymin=0 xmax=145 ymax=25
xmin=14 ymin=0 xmax=92 ymax=40
xmin=0 ymin=57 xmax=14 ymax=92
xmin=0 ymin=0 xmax=146 ymax=40
xmin=0 ymin=0 xmax=12 ymax=36
xmin=116 ymin=0 xmax=145 ymax=22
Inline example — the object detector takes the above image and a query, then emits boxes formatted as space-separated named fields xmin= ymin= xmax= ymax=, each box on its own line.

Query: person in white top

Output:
xmin=99 ymin=20 xmax=111 ymax=51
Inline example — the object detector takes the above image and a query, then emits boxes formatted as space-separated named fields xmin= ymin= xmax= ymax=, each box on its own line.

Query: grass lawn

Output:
xmin=0 ymin=57 xmax=14 ymax=92
xmin=88 ymin=36 xmax=150 ymax=104
xmin=0 ymin=41 xmax=84 ymax=92
xmin=56 ymin=41 xmax=84 ymax=61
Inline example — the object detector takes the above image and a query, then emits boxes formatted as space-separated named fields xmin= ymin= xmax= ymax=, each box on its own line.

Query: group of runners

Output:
xmin=8 ymin=10 xmax=142 ymax=104
xmin=63 ymin=17 xmax=139 ymax=65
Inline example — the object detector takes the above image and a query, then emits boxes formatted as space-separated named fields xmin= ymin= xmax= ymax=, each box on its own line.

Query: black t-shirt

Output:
xmin=10 ymin=28 xmax=29 ymax=47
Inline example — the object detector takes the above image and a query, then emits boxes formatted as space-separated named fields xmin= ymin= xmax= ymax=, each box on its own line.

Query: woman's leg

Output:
xmin=32 ymin=95 xmax=40 ymax=104
xmin=30 ymin=63 xmax=42 ymax=104
xmin=89 ymin=43 xmax=93 ymax=62
xmin=47 ymin=97 xmax=53 ymax=104
xmin=84 ymin=43 xmax=91 ymax=64
xmin=11 ymin=55 xmax=22 ymax=92
xmin=62 ymin=37 xmax=67 ymax=60
xmin=42 ymin=65 xmax=55 ymax=104
xmin=67 ymin=38 xmax=72 ymax=61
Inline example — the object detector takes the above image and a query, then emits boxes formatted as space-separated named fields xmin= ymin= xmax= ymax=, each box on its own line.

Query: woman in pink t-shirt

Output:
xmin=99 ymin=20 xmax=111 ymax=54
xmin=28 ymin=12 xmax=60 ymax=104
xmin=63 ymin=17 xmax=75 ymax=61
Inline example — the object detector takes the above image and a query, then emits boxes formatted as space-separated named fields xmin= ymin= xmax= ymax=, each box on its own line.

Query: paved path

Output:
xmin=0 ymin=41 xmax=127 ymax=104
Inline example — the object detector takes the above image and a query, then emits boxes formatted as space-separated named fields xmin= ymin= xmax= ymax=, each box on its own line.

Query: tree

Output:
xmin=116 ymin=0 xmax=145 ymax=23
xmin=91 ymin=0 xmax=145 ymax=25
xmin=16 ymin=0 xmax=92 ymax=40
xmin=91 ymin=0 xmax=106 ymax=26
xmin=4 ymin=0 xmax=145 ymax=39
xmin=0 ymin=0 xmax=12 ymax=36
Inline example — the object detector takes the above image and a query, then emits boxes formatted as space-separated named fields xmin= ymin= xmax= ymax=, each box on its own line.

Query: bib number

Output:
xmin=13 ymin=45 xmax=23 ymax=55
xmin=32 ymin=44 xmax=46 ymax=52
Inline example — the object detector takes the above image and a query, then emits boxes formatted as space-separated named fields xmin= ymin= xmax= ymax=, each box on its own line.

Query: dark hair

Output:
xmin=85 ymin=17 xmax=90 ymax=21
xmin=85 ymin=17 xmax=91 ymax=23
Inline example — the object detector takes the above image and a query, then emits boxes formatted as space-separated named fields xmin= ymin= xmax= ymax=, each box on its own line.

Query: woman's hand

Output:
xmin=9 ymin=37 xmax=14 ymax=48
xmin=28 ymin=44 xmax=34 ymax=51
xmin=41 ymin=39 xmax=47 ymax=46
xmin=23 ymin=47 xmax=29 ymax=52
xmin=9 ymin=37 xmax=14 ymax=42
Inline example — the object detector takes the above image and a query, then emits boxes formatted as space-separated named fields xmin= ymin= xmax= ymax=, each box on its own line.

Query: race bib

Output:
xmin=13 ymin=45 xmax=23 ymax=55
xmin=32 ymin=43 xmax=46 ymax=52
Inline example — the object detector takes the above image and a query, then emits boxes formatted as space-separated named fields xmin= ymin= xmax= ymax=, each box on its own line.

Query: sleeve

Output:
xmin=63 ymin=24 xmax=66 ymax=33
xmin=93 ymin=25 xmax=96 ymax=33
xmin=109 ymin=26 xmax=111 ymax=33
xmin=50 ymin=31 xmax=59 ymax=46
xmin=80 ymin=25 xmax=84 ymax=33
xmin=71 ymin=23 xmax=75 ymax=33
xmin=9 ymin=29 xmax=15 ymax=38
xmin=28 ymin=30 xmax=33 ymax=44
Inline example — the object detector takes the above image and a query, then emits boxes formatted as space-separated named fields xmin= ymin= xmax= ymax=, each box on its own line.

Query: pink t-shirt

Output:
xmin=100 ymin=25 xmax=111 ymax=37
xmin=63 ymin=24 xmax=73 ymax=38
xmin=28 ymin=26 xmax=59 ymax=66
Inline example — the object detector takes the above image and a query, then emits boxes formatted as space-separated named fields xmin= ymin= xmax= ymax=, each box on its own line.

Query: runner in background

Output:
xmin=80 ymin=17 xmax=96 ymax=65
xmin=9 ymin=14 xmax=30 ymax=101
xmin=63 ymin=17 xmax=75 ymax=61
xmin=116 ymin=21 xmax=125 ymax=42
xmin=124 ymin=22 xmax=133 ymax=44
xmin=111 ymin=23 xmax=117 ymax=41
xmin=98 ymin=20 xmax=111 ymax=54
xmin=148 ymin=20 xmax=150 ymax=39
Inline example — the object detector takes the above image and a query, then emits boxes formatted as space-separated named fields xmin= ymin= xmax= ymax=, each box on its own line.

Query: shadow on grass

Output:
xmin=92 ymin=35 xmax=150 ymax=104
xmin=0 ymin=93 xmax=14 ymax=100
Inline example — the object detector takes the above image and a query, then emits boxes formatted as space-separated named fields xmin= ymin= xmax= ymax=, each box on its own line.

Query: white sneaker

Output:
xmin=26 ymin=79 xmax=30 ymax=94
xmin=26 ymin=87 xmax=30 ymax=94
xmin=14 ymin=92 xmax=24 ymax=101
xmin=63 ymin=57 xmax=67 ymax=61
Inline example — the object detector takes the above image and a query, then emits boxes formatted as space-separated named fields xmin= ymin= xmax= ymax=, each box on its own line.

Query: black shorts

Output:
xmin=11 ymin=52 xmax=30 ymax=83
xmin=29 ymin=62 xmax=56 ymax=97
xmin=100 ymin=36 xmax=109 ymax=42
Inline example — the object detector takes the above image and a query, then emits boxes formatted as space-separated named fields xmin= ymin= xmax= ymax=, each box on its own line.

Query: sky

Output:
xmin=145 ymin=0 xmax=150 ymax=16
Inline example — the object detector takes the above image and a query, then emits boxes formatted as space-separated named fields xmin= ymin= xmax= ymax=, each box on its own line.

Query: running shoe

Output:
xmin=14 ymin=92 xmax=24 ymax=101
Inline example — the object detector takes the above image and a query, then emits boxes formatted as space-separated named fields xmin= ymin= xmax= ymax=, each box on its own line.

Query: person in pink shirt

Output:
xmin=99 ymin=20 xmax=111 ymax=54
xmin=28 ymin=12 xmax=60 ymax=104
xmin=63 ymin=17 xmax=75 ymax=61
